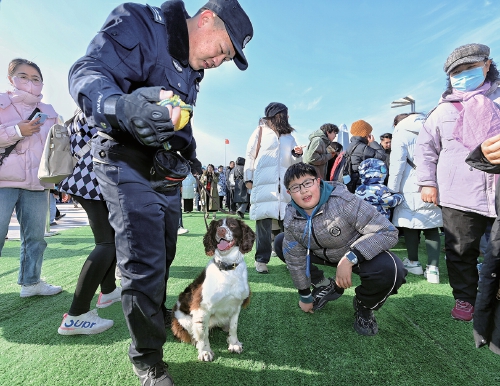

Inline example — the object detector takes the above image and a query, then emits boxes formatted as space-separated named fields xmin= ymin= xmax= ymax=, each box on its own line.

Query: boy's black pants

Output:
xmin=274 ymin=233 xmax=407 ymax=310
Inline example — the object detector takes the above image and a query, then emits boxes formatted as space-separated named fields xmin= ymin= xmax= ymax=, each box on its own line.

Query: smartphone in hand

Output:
xmin=32 ymin=112 xmax=48 ymax=124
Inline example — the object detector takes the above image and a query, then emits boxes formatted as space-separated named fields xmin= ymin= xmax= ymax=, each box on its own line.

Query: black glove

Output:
xmin=105 ymin=87 xmax=175 ymax=147
xmin=190 ymin=158 xmax=203 ymax=176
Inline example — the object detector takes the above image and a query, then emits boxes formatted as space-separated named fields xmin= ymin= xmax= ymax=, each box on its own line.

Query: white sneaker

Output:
xmin=96 ymin=286 xmax=122 ymax=308
xmin=255 ymin=261 xmax=269 ymax=274
xmin=402 ymin=258 xmax=423 ymax=275
xmin=58 ymin=309 xmax=113 ymax=335
xmin=424 ymin=265 xmax=440 ymax=284
xmin=20 ymin=280 xmax=62 ymax=297
xmin=177 ymin=227 xmax=189 ymax=235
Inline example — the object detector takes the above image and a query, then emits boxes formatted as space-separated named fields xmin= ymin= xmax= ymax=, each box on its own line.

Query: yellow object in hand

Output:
xmin=157 ymin=95 xmax=193 ymax=131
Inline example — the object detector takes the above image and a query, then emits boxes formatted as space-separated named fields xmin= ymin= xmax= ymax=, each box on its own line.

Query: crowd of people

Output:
xmin=1 ymin=0 xmax=500 ymax=384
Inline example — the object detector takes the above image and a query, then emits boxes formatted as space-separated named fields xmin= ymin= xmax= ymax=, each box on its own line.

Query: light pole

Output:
xmin=391 ymin=95 xmax=415 ymax=113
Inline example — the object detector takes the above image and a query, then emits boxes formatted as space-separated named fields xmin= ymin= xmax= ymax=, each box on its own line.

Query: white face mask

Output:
xmin=11 ymin=76 xmax=43 ymax=95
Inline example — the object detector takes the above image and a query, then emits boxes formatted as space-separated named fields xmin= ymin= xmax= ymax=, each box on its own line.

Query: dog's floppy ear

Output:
xmin=237 ymin=219 xmax=256 ymax=254
xmin=203 ymin=219 xmax=219 ymax=256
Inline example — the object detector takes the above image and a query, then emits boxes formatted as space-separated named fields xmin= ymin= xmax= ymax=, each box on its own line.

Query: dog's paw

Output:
xmin=228 ymin=342 xmax=243 ymax=354
xmin=198 ymin=349 xmax=214 ymax=362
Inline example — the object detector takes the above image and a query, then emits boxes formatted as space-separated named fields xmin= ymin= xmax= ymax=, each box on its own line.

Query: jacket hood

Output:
xmin=358 ymin=158 xmax=387 ymax=185
xmin=350 ymin=136 xmax=368 ymax=144
xmin=395 ymin=113 xmax=425 ymax=135
xmin=308 ymin=129 xmax=329 ymax=142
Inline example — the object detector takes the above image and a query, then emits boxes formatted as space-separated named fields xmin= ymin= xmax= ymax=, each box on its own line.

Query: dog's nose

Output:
xmin=217 ymin=227 xmax=226 ymax=238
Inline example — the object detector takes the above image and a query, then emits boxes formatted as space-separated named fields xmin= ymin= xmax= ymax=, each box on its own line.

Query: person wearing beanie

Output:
xmin=344 ymin=120 xmax=386 ymax=193
xmin=244 ymin=102 xmax=303 ymax=274
xmin=415 ymin=43 xmax=500 ymax=323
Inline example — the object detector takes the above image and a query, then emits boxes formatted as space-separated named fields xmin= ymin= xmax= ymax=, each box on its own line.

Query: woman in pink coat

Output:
xmin=0 ymin=58 xmax=61 ymax=297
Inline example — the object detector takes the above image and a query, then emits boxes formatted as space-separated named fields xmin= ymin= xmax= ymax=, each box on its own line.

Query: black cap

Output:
xmin=202 ymin=0 xmax=253 ymax=71
xmin=265 ymin=102 xmax=288 ymax=118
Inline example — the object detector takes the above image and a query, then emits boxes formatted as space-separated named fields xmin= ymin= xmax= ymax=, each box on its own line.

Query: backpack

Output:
xmin=335 ymin=143 xmax=360 ymax=193
xmin=37 ymin=123 xmax=74 ymax=183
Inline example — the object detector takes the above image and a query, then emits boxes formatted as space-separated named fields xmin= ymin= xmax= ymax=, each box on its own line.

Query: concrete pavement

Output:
xmin=6 ymin=203 xmax=89 ymax=241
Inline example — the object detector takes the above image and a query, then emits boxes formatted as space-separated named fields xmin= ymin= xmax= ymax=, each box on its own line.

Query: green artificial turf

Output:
xmin=1 ymin=211 xmax=498 ymax=385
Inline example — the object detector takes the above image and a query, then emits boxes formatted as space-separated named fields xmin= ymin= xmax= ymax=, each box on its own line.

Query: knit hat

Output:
xmin=265 ymin=102 xmax=288 ymax=118
xmin=350 ymin=120 xmax=373 ymax=137
xmin=444 ymin=43 xmax=490 ymax=74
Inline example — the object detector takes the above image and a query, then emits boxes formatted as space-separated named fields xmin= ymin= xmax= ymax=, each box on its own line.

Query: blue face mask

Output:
xmin=450 ymin=65 xmax=485 ymax=92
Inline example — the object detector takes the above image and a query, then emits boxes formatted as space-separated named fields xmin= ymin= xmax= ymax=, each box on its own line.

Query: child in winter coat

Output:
xmin=274 ymin=162 xmax=406 ymax=336
xmin=355 ymin=158 xmax=403 ymax=219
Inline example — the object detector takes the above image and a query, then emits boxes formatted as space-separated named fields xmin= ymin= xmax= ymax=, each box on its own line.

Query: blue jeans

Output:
xmin=0 ymin=188 xmax=49 ymax=285
xmin=49 ymin=193 xmax=57 ymax=222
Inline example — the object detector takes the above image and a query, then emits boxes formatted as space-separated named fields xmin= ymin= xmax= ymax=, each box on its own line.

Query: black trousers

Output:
xmin=274 ymin=233 xmax=406 ymax=310
xmin=226 ymin=187 xmax=236 ymax=211
xmin=442 ymin=206 xmax=494 ymax=305
xmin=69 ymin=197 xmax=116 ymax=316
xmin=93 ymin=137 xmax=179 ymax=370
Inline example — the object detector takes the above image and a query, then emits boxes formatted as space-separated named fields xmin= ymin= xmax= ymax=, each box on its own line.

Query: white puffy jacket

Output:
xmin=244 ymin=124 xmax=301 ymax=221
xmin=388 ymin=114 xmax=443 ymax=229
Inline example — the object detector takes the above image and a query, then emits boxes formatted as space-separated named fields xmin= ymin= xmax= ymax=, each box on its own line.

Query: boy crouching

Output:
xmin=275 ymin=162 xmax=407 ymax=335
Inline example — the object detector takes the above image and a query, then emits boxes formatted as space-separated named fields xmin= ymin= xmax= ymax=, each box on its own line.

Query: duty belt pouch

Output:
xmin=150 ymin=149 xmax=191 ymax=192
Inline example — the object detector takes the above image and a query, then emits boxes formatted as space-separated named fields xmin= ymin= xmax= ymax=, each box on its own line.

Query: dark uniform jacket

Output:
xmin=69 ymin=0 xmax=203 ymax=163
xmin=346 ymin=136 xmax=386 ymax=190
xmin=466 ymin=145 xmax=500 ymax=355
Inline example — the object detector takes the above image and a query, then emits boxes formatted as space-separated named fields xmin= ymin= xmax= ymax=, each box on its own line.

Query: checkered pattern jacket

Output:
xmin=283 ymin=182 xmax=398 ymax=291
xmin=59 ymin=111 xmax=103 ymax=200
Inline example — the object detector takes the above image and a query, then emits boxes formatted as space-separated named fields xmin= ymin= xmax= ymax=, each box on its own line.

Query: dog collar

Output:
xmin=214 ymin=259 xmax=239 ymax=271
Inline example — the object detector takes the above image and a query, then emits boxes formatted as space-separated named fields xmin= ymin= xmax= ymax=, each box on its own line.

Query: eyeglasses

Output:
xmin=288 ymin=178 xmax=316 ymax=193
xmin=14 ymin=75 xmax=43 ymax=86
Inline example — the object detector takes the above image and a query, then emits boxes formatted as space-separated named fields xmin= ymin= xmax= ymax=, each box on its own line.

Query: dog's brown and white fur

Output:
xmin=171 ymin=217 xmax=255 ymax=361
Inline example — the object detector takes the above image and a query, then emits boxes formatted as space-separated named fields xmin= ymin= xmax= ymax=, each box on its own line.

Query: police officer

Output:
xmin=68 ymin=1 xmax=253 ymax=385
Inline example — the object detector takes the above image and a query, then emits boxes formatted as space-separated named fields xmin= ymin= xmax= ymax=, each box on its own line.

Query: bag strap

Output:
xmin=406 ymin=157 xmax=417 ymax=169
xmin=0 ymin=141 xmax=20 ymax=166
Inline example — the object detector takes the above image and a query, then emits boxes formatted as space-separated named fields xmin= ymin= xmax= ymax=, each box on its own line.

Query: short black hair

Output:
xmin=380 ymin=133 xmax=392 ymax=140
xmin=320 ymin=123 xmax=339 ymax=135
xmin=330 ymin=142 xmax=343 ymax=153
xmin=284 ymin=162 xmax=318 ymax=189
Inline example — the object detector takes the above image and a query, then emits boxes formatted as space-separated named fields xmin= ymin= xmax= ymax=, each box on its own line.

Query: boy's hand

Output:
xmin=298 ymin=301 xmax=314 ymax=313
xmin=335 ymin=257 xmax=353 ymax=289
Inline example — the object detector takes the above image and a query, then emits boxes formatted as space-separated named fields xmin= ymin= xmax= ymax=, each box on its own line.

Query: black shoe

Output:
xmin=312 ymin=278 xmax=344 ymax=310
xmin=353 ymin=297 xmax=378 ymax=336
xmin=55 ymin=213 xmax=66 ymax=221
xmin=237 ymin=211 xmax=244 ymax=219
xmin=133 ymin=361 xmax=175 ymax=386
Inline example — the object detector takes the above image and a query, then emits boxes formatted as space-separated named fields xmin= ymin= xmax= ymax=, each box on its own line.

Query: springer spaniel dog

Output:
xmin=171 ymin=217 xmax=255 ymax=362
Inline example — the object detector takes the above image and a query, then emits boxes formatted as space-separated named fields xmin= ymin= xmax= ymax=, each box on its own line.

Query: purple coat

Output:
xmin=415 ymin=89 xmax=500 ymax=218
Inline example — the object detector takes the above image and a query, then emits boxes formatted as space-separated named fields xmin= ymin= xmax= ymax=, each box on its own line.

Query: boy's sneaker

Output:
xmin=255 ymin=262 xmax=269 ymax=274
xmin=58 ymin=309 xmax=114 ymax=335
xmin=353 ymin=297 xmax=378 ymax=336
xmin=424 ymin=265 xmax=440 ymax=284
xmin=20 ymin=280 xmax=62 ymax=297
xmin=451 ymin=299 xmax=474 ymax=322
xmin=96 ymin=286 xmax=122 ymax=308
xmin=133 ymin=361 xmax=175 ymax=386
xmin=312 ymin=277 xmax=344 ymax=310
xmin=402 ymin=258 xmax=423 ymax=275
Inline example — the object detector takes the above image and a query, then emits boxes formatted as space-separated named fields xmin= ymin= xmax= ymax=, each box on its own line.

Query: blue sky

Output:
xmin=1 ymin=0 xmax=500 ymax=166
